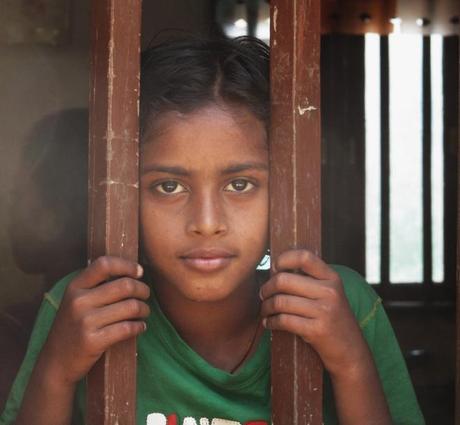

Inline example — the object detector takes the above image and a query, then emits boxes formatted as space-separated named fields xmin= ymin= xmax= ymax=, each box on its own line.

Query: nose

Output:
xmin=186 ymin=190 xmax=228 ymax=237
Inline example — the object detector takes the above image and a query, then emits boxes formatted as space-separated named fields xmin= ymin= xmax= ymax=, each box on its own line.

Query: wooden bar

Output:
xmin=321 ymin=35 xmax=366 ymax=275
xmin=444 ymin=36 xmax=459 ymax=293
xmin=443 ymin=40 xmax=458 ymax=421
xmin=380 ymin=36 xmax=390 ymax=287
xmin=269 ymin=1 xmax=323 ymax=424
xmin=455 ymin=33 xmax=460 ymax=425
xmin=422 ymin=36 xmax=433 ymax=288
xmin=86 ymin=0 xmax=141 ymax=423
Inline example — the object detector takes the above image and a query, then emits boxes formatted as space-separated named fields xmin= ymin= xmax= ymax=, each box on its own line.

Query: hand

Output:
xmin=260 ymin=249 xmax=369 ymax=379
xmin=40 ymin=256 xmax=151 ymax=387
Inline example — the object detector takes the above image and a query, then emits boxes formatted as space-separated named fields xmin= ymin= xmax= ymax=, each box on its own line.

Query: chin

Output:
xmin=172 ymin=272 xmax=245 ymax=303
xmin=181 ymin=284 xmax=234 ymax=303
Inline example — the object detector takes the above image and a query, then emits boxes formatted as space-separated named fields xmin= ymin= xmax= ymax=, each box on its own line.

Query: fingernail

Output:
xmin=259 ymin=288 xmax=264 ymax=301
xmin=262 ymin=318 xmax=267 ymax=328
xmin=143 ymin=322 xmax=147 ymax=332
xmin=137 ymin=265 xmax=144 ymax=278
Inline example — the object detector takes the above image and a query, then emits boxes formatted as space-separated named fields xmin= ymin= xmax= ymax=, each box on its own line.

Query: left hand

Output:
xmin=260 ymin=249 xmax=370 ymax=379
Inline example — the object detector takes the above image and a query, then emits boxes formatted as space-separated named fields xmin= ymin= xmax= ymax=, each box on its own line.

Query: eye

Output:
xmin=224 ymin=179 xmax=255 ymax=193
xmin=153 ymin=181 xmax=186 ymax=194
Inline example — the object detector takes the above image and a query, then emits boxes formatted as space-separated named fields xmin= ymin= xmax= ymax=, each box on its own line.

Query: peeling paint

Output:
xmin=107 ymin=140 xmax=114 ymax=161
xmin=106 ymin=3 xmax=116 ymax=176
xmin=273 ymin=6 xmax=278 ymax=32
xmin=121 ymin=231 xmax=127 ymax=249
xmin=293 ymin=336 xmax=298 ymax=425
xmin=297 ymin=104 xmax=317 ymax=115
xmin=99 ymin=180 xmax=139 ymax=189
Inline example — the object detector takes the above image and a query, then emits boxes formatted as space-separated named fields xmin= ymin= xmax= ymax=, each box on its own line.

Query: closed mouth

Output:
xmin=179 ymin=248 xmax=236 ymax=272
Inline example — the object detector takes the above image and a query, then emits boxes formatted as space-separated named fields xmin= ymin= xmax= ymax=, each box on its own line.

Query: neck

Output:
xmin=149 ymin=270 xmax=263 ymax=372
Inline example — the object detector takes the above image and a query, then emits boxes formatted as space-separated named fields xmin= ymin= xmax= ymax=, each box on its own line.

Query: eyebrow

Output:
xmin=141 ymin=162 xmax=268 ymax=176
xmin=222 ymin=162 xmax=268 ymax=174
xmin=141 ymin=165 xmax=189 ymax=176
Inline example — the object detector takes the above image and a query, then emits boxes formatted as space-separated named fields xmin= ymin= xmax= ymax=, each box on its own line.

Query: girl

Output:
xmin=1 ymin=37 xmax=424 ymax=425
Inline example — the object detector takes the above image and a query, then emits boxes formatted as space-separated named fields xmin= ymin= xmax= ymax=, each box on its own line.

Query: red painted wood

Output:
xmin=86 ymin=0 xmax=141 ymax=423
xmin=455 ymin=34 xmax=460 ymax=425
xmin=270 ymin=1 xmax=323 ymax=424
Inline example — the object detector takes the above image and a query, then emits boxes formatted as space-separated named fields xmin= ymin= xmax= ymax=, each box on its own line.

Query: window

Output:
xmin=365 ymin=33 xmax=450 ymax=295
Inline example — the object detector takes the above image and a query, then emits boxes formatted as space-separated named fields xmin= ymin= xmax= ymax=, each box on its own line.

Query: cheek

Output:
xmin=235 ymin=194 xmax=269 ymax=247
xmin=140 ymin=201 xmax=175 ymax=250
xmin=256 ymin=197 xmax=270 ymax=251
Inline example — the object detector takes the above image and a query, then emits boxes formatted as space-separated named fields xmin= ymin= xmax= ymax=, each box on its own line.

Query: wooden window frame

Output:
xmin=269 ymin=1 xmax=323 ymax=424
xmin=86 ymin=1 xmax=141 ymax=423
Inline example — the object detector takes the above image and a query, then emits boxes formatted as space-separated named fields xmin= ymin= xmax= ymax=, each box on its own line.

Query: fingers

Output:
xmin=260 ymin=249 xmax=345 ymax=346
xmin=262 ymin=313 xmax=315 ymax=342
xmin=70 ymin=299 xmax=149 ymax=358
xmin=273 ymin=249 xmax=338 ymax=281
xmin=72 ymin=256 xmax=143 ymax=289
xmin=94 ymin=320 xmax=147 ymax=349
xmin=85 ymin=278 xmax=150 ymax=307
xmin=91 ymin=299 xmax=151 ymax=329
xmin=260 ymin=271 xmax=332 ymax=301
xmin=261 ymin=294 xmax=319 ymax=319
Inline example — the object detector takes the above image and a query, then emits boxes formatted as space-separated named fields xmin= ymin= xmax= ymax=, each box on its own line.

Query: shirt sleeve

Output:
xmin=0 ymin=272 xmax=77 ymax=425
xmin=362 ymin=294 xmax=425 ymax=425
xmin=322 ymin=265 xmax=425 ymax=425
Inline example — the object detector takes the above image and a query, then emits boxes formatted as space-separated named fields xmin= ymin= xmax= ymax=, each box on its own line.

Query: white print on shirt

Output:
xmin=146 ymin=413 xmax=267 ymax=425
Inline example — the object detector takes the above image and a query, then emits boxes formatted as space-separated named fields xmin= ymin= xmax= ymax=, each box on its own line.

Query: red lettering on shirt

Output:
xmin=166 ymin=414 xmax=177 ymax=425
xmin=146 ymin=412 xmax=268 ymax=425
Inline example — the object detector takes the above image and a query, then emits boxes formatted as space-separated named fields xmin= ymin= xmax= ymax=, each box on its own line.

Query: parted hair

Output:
xmin=140 ymin=36 xmax=270 ymax=138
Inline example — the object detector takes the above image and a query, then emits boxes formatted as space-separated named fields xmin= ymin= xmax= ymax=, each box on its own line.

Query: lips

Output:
xmin=179 ymin=248 xmax=236 ymax=272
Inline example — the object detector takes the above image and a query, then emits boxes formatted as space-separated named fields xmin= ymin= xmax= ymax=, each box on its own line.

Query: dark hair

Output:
xmin=140 ymin=36 xmax=269 ymax=139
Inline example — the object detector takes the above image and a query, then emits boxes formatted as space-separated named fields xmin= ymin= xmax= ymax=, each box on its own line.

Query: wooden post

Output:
xmin=86 ymin=0 xmax=141 ymax=423
xmin=269 ymin=1 xmax=323 ymax=424
xmin=456 ymin=35 xmax=460 ymax=425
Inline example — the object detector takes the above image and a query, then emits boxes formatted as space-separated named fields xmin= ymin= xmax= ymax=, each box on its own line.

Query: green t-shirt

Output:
xmin=1 ymin=266 xmax=425 ymax=425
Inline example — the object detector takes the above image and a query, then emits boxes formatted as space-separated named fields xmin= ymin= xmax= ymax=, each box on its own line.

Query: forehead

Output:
xmin=141 ymin=105 xmax=268 ymax=165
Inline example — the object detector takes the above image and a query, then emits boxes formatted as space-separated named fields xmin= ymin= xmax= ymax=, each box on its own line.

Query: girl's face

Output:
xmin=140 ymin=104 xmax=269 ymax=303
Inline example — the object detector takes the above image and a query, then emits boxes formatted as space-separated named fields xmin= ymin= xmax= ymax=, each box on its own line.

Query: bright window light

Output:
xmin=430 ymin=34 xmax=444 ymax=283
xmin=234 ymin=18 xmax=247 ymax=29
xmin=389 ymin=34 xmax=423 ymax=283
xmin=365 ymin=33 xmax=381 ymax=284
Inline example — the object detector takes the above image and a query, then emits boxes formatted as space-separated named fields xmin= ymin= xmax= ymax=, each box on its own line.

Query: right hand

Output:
xmin=40 ymin=256 xmax=150 ymax=387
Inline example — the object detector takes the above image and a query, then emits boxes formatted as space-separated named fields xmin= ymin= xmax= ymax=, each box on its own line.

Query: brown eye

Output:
xmin=155 ymin=181 xmax=186 ymax=194
xmin=224 ymin=179 xmax=254 ymax=193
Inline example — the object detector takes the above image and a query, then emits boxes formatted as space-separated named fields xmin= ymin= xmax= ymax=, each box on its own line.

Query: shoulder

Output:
xmin=329 ymin=266 xmax=425 ymax=424
xmin=26 ymin=270 xmax=80 ymax=341
xmin=0 ymin=271 xmax=81 ymax=424
xmin=43 ymin=270 xmax=80 ymax=311
xmin=331 ymin=265 xmax=382 ymax=329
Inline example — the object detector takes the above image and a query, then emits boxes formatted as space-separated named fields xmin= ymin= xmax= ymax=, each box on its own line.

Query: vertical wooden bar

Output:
xmin=86 ymin=0 xmax=141 ymax=424
xmin=422 ymin=36 xmax=433 ymax=288
xmin=270 ymin=1 xmax=323 ymax=424
xmin=380 ymin=36 xmax=390 ymax=288
xmin=321 ymin=35 xmax=366 ymax=274
xmin=456 ymin=32 xmax=460 ymax=425
xmin=444 ymin=36 xmax=459 ymax=293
